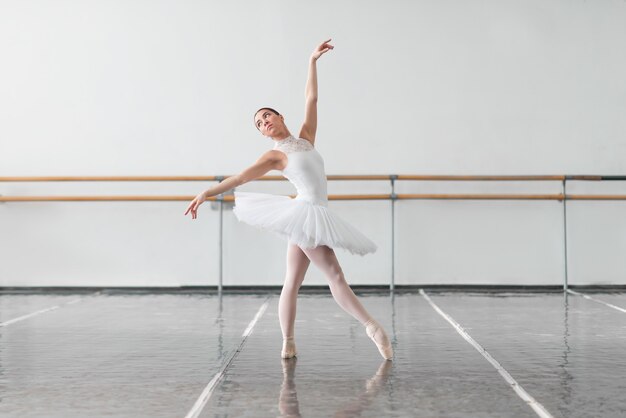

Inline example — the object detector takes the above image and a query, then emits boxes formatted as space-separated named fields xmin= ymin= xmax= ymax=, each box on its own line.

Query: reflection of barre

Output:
xmin=567 ymin=290 xmax=626 ymax=314
xmin=0 ymin=296 xmax=87 ymax=327
xmin=277 ymin=359 xmax=392 ymax=418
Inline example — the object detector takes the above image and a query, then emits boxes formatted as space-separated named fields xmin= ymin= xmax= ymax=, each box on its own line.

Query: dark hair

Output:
xmin=254 ymin=107 xmax=280 ymax=130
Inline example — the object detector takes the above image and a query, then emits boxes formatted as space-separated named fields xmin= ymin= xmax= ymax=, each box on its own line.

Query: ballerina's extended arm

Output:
xmin=184 ymin=150 xmax=284 ymax=219
xmin=299 ymin=39 xmax=334 ymax=144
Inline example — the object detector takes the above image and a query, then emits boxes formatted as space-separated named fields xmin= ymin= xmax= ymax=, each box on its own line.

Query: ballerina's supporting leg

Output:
xmin=300 ymin=245 xmax=393 ymax=360
xmin=278 ymin=243 xmax=311 ymax=358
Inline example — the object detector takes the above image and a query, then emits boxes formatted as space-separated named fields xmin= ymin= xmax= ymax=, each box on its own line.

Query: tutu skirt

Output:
xmin=232 ymin=192 xmax=377 ymax=256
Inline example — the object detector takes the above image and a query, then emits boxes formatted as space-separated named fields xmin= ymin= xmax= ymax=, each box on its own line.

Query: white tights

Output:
xmin=278 ymin=243 xmax=374 ymax=340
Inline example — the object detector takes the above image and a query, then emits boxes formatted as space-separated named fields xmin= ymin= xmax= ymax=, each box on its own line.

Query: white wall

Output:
xmin=1 ymin=0 xmax=625 ymax=287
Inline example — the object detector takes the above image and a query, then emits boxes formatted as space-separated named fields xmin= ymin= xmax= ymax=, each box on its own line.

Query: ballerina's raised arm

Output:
xmin=299 ymin=38 xmax=334 ymax=145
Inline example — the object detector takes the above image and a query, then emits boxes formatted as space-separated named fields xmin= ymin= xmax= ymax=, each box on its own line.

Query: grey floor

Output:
xmin=1 ymin=290 xmax=625 ymax=417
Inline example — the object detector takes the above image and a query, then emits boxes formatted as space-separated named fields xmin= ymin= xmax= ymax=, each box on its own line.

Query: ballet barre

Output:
xmin=7 ymin=174 xmax=626 ymax=182
xmin=3 ymin=193 xmax=626 ymax=202
xmin=0 ymin=174 xmax=572 ymax=182
xmin=2 ymin=175 xmax=626 ymax=292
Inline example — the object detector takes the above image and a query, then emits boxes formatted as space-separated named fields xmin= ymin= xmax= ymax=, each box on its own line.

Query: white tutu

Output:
xmin=232 ymin=191 xmax=377 ymax=256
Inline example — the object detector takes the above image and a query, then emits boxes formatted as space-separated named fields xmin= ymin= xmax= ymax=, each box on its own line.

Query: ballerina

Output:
xmin=185 ymin=39 xmax=392 ymax=361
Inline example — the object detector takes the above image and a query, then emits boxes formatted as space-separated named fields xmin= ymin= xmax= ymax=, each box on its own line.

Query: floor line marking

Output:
xmin=184 ymin=297 xmax=271 ymax=418
xmin=419 ymin=289 xmax=554 ymax=418
xmin=0 ymin=293 xmax=98 ymax=327
xmin=567 ymin=290 xmax=626 ymax=314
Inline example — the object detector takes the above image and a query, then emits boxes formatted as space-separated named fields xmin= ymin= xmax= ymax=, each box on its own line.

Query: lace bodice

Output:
xmin=273 ymin=135 xmax=313 ymax=154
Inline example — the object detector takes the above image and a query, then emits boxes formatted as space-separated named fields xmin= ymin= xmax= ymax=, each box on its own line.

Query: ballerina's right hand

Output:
xmin=184 ymin=192 xmax=207 ymax=220
xmin=311 ymin=38 xmax=334 ymax=61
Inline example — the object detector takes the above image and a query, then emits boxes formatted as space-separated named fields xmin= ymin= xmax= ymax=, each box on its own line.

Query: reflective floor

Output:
xmin=1 ymin=291 xmax=625 ymax=417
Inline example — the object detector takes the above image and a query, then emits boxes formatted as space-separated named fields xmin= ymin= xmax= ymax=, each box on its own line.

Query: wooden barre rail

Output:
xmin=3 ymin=193 xmax=626 ymax=202
xmin=2 ymin=174 xmax=626 ymax=201
xmin=0 ymin=175 xmax=390 ymax=182
xmin=2 ymin=175 xmax=625 ymax=182
xmin=2 ymin=174 xmax=619 ymax=182
xmin=0 ymin=194 xmax=383 ymax=202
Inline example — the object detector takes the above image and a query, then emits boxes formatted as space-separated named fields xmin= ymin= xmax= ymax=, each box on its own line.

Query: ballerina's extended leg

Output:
xmin=301 ymin=245 xmax=393 ymax=360
xmin=278 ymin=243 xmax=311 ymax=358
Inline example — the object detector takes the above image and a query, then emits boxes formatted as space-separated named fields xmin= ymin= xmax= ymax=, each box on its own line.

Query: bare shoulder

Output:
xmin=262 ymin=149 xmax=286 ymax=160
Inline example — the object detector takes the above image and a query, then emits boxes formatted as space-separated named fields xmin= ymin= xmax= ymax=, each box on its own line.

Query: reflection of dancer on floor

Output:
xmin=333 ymin=360 xmax=393 ymax=418
xmin=278 ymin=358 xmax=392 ymax=418
xmin=185 ymin=39 xmax=392 ymax=361
xmin=278 ymin=359 xmax=301 ymax=418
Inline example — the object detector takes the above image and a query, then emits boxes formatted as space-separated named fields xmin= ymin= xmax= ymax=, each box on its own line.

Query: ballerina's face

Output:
xmin=254 ymin=108 xmax=284 ymax=137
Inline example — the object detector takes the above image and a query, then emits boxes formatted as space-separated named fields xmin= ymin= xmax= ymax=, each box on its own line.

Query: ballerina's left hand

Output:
xmin=311 ymin=38 xmax=334 ymax=61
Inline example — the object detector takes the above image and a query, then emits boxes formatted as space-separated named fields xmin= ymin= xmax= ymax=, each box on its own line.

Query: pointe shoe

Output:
xmin=365 ymin=320 xmax=393 ymax=360
xmin=281 ymin=336 xmax=297 ymax=359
